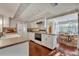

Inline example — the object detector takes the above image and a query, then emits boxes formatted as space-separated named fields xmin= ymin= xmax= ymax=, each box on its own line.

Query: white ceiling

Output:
xmin=13 ymin=3 xmax=79 ymax=22
xmin=0 ymin=3 xmax=19 ymax=17
xmin=0 ymin=3 xmax=79 ymax=22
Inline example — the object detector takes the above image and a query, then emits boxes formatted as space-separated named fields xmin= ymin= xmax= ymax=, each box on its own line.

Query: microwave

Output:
xmin=35 ymin=33 xmax=41 ymax=41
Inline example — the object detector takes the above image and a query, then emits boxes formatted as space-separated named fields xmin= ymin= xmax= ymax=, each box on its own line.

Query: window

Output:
xmin=53 ymin=13 xmax=78 ymax=35
xmin=58 ymin=19 xmax=78 ymax=35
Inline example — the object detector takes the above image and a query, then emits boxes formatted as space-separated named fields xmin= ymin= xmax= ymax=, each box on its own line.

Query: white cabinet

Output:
xmin=17 ymin=22 xmax=23 ymax=35
xmin=42 ymin=34 xmax=55 ymax=49
xmin=17 ymin=22 xmax=28 ymax=40
xmin=46 ymin=35 xmax=53 ymax=49
xmin=22 ymin=23 xmax=27 ymax=40
xmin=28 ymin=32 xmax=35 ymax=40
xmin=3 ymin=16 xmax=10 ymax=27
xmin=42 ymin=34 xmax=47 ymax=46
xmin=28 ymin=32 xmax=56 ymax=49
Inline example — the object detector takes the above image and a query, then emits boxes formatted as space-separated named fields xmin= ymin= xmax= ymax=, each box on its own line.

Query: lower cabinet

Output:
xmin=29 ymin=41 xmax=52 ymax=56
xmin=42 ymin=34 xmax=47 ymax=46
xmin=42 ymin=34 xmax=55 ymax=49
xmin=46 ymin=35 xmax=53 ymax=49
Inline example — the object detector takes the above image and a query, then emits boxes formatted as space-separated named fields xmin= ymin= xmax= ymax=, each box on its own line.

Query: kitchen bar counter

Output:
xmin=0 ymin=37 xmax=29 ymax=48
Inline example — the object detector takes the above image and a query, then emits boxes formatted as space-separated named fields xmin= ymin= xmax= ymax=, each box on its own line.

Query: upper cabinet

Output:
xmin=0 ymin=16 xmax=10 ymax=28
xmin=0 ymin=16 xmax=10 ymax=37
xmin=28 ymin=18 xmax=46 ymax=30
xmin=3 ymin=16 xmax=10 ymax=27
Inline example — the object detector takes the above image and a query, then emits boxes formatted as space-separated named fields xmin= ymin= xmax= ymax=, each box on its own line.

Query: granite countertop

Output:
xmin=28 ymin=31 xmax=57 ymax=36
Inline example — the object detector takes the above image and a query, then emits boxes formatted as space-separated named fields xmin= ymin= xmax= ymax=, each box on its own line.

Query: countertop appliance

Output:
xmin=35 ymin=33 xmax=41 ymax=41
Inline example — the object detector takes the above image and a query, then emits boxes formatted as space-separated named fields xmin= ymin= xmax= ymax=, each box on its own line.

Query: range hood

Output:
xmin=36 ymin=21 xmax=43 ymax=24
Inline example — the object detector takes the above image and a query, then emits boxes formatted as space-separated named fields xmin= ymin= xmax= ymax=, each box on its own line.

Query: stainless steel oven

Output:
xmin=35 ymin=33 xmax=41 ymax=41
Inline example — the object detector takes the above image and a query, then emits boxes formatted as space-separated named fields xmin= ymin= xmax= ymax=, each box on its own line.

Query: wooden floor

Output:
xmin=29 ymin=40 xmax=52 ymax=56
